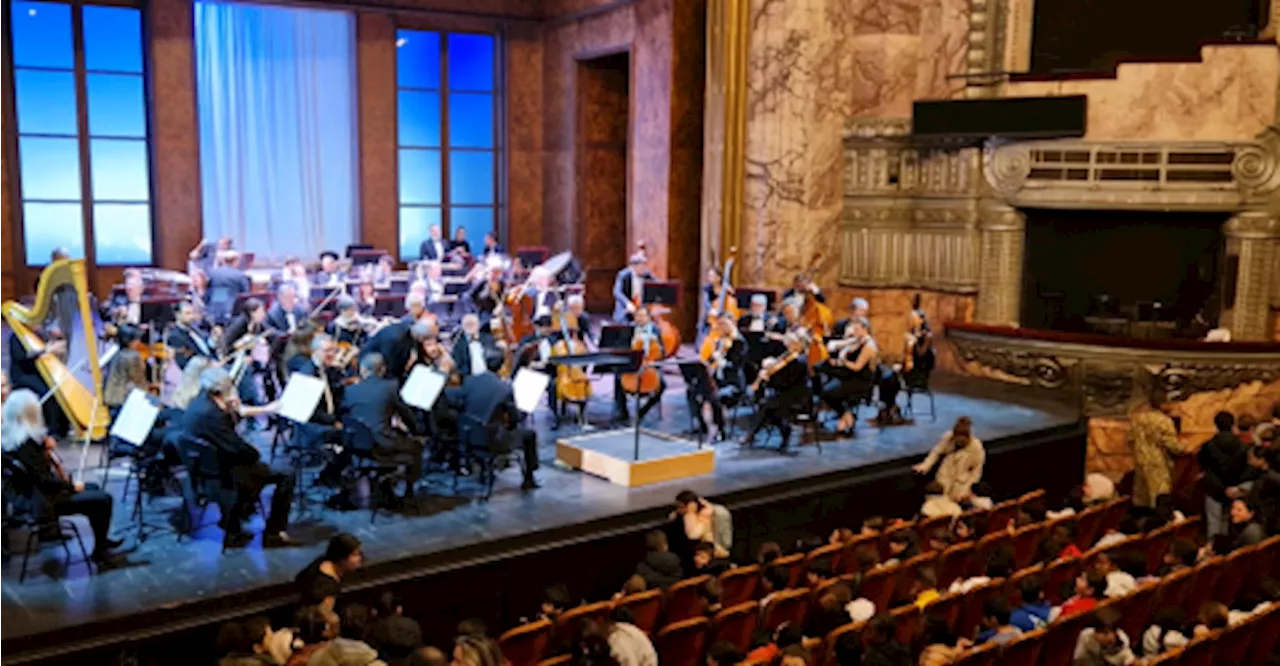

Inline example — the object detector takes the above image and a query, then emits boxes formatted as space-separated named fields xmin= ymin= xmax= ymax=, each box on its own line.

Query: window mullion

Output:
xmin=440 ymin=33 xmax=450 ymax=238
xmin=71 ymin=2 xmax=96 ymax=274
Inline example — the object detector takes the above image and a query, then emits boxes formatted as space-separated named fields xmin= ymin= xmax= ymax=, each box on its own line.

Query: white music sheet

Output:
xmin=278 ymin=372 xmax=325 ymax=424
xmin=400 ymin=366 xmax=447 ymax=411
xmin=512 ymin=368 xmax=551 ymax=414
xmin=108 ymin=388 xmax=160 ymax=446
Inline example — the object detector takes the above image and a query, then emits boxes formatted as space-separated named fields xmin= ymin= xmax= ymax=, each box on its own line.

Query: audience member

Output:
xmin=451 ymin=634 xmax=504 ymax=666
xmin=807 ymin=582 xmax=855 ymax=638
xmin=949 ymin=516 xmax=977 ymax=543
xmin=673 ymin=490 xmax=733 ymax=559
xmin=759 ymin=565 xmax=791 ymax=612
xmin=920 ymin=481 xmax=963 ymax=518
xmin=925 ymin=528 xmax=953 ymax=553
xmin=1239 ymin=414 xmax=1259 ymax=445
xmin=705 ymin=641 xmax=742 ymax=666
xmin=906 ymin=566 xmax=940 ymax=609
xmin=217 ymin=616 xmax=281 ymax=666
xmin=884 ymin=530 xmax=919 ymax=566
xmin=1060 ymin=570 xmax=1107 ymax=616
xmin=757 ymin=541 xmax=783 ymax=566
xmin=1083 ymin=473 xmax=1117 ymax=505
xmin=286 ymin=606 xmax=337 ymax=666
xmin=949 ymin=547 xmax=1012 ymax=594
xmin=805 ymin=558 xmax=834 ymax=588
xmin=1161 ymin=538 xmax=1199 ymax=574
xmin=912 ymin=416 xmax=985 ymax=504
xmin=539 ymin=584 xmax=572 ymax=622
xmin=832 ymin=630 xmax=864 ymax=666
xmin=1093 ymin=551 xmax=1137 ymax=598
xmin=861 ymin=516 xmax=886 ymax=535
xmin=692 ymin=542 xmax=732 ymax=576
xmin=1191 ymin=601 xmax=1229 ymax=638
xmin=778 ymin=644 xmax=812 ymax=666
xmin=1200 ymin=411 xmax=1249 ymax=539
xmin=635 ymin=530 xmax=683 ymax=589
xmin=370 ymin=592 xmax=423 ymax=664
xmin=1071 ymin=607 xmax=1136 ymax=666
xmin=1131 ymin=391 xmax=1181 ymax=509
xmin=309 ymin=604 xmax=388 ymax=666
xmin=1093 ymin=514 xmax=1141 ymax=550
xmin=296 ymin=533 xmax=364 ymax=612
xmin=600 ymin=608 xmax=658 ymax=666
xmin=976 ymin=596 xmax=1022 ymax=645
xmin=1141 ymin=607 xmax=1189 ymax=657
xmin=1227 ymin=579 xmax=1279 ymax=624
xmin=1225 ymin=498 xmax=1266 ymax=551
xmin=1010 ymin=574 xmax=1052 ymax=632
xmin=615 ymin=574 xmax=647 ymax=600
xmin=861 ymin=613 xmax=912 ymax=666
xmin=408 ymin=647 xmax=447 ymax=666
xmin=917 ymin=614 xmax=969 ymax=666
xmin=1038 ymin=522 xmax=1082 ymax=563
xmin=829 ymin=527 xmax=856 ymax=545
xmin=745 ymin=622 xmax=803 ymax=663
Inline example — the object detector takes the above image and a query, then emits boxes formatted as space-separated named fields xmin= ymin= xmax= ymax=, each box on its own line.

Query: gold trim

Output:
xmin=702 ymin=0 xmax=749 ymax=277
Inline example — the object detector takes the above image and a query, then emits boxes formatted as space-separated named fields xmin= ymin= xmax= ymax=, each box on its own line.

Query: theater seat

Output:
xmin=719 ymin=565 xmax=761 ymax=607
xmin=1001 ymin=628 xmax=1046 ymax=666
xmin=761 ymin=587 xmax=810 ymax=631
xmin=1153 ymin=567 xmax=1194 ymax=609
xmin=1245 ymin=604 xmax=1280 ymax=666
xmin=1143 ymin=520 xmax=1182 ymax=574
xmin=656 ymin=617 xmax=710 ymax=666
xmin=806 ymin=542 xmax=845 ymax=574
xmin=954 ymin=578 xmax=1006 ymax=640
xmin=613 ymin=589 xmax=663 ymax=634
xmin=1213 ymin=612 xmax=1259 ymax=665
xmin=1112 ymin=581 xmax=1159 ymax=643
xmin=936 ymin=542 xmax=976 ymax=587
xmin=889 ymin=603 xmax=922 ymax=645
xmin=983 ymin=498 xmax=1021 ymax=535
xmin=858 ymin=564 xmax=900 ymax=612
xmin=1004 ymin=564 xmax=1044 ymax=606
xmin=1041 ymin=556 xmax=1083 ymax=604
xmin=498 ymin=619 xmax=553 ymax=666
xmin=553 ymin=601 xmax=613 ymax=647
xmin=711 ymin=601 xmax=759 ymax=653
xmin=663 ymin=575 xmax=711 ymax=625
xmin=1011 ymin=523 xmax=1045 ymax=570
xmin=1039 ymin=610 xmax=1092 ymax=666
xmin=926 ymin=591 xmax=964 ymax=634
xmin=535 ymin=655 xmax=571 ymax=666
xmin=772 ymin=553 xmax=805 ymax=588
xmin=951 ymin=641 xmax=1000 ymax=666
xmin=1182 ymin=556 xmax=1223 ymax=612
xmin=1178 ymin=632 xmax=1220 ymax=666
xmin=821 ymin=622 xmax=864 ymax=666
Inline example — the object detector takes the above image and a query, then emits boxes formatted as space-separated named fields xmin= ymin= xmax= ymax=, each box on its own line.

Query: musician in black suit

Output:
xmin=741 ymin=333 xmax=810 ymax=453
xmin=450 ymin=314 xmax=498 ymax=380
xmin=102 ymin=274 xmax=156 ymax=345
xmin=180 ymin=366 xmax=294 ymax=548
xmin=362 ymin=320 xmax=433 ymax=382
xmin=782 ymin=273 xmax=826 ymax=305
xmin=340 ymin=353 xmax=426 ymax=492
xmin=267 ymin=283 xmax=309 ymax=334
xmin=313 ymin=251 xmax=346 ymax=287
xmin=167 ymin=300 xmax=217 ymax=369
xmin=479 ymin=231 xmax=504 ymax=260
xmin=516 ymin=316 xmax=561 ymax=425
xmin=613 ymin=307 xmax=667 ymax=425
xmin=691 ymin=316 xmax=748 ymax=441
xmin=458 ymin=351 xmax=540 ymax=490
xmin=286 ymin=334 xmax=345 ymax=453
xmin=562 ymin=294 xmax=595 ymax=347
xmin=205 ymin=251 xmax=251 ymax=323
xmin=219 ymin=298 xmax=269 ymax=357
xmin=612 ymin=252 xmax=657 ymax=323
xmin=418 ymin=224 xmax=447 ymax=262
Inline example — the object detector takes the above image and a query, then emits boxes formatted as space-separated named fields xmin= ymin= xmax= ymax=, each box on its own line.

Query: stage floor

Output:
xmin=1 ymin=371 xmax=1079 ymax=657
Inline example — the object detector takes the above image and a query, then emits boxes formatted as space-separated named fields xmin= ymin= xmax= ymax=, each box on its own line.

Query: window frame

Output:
xmin=394 ymin=25 xmax=505 ymax=261
xmin=4 ymin=0 xmax=156 ymax=269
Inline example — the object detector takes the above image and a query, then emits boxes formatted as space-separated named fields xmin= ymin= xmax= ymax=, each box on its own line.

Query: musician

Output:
xmin=338 ymin=353 xmax=426 ymax=500
xmin=206 ymin=250 xmax=251 ymax=324
xmin=468 ymin=264 xmax=507 ymax=325
xmin=448 ymin=226 xmax=472 ymax=263
xmin=403 ymin=292 xmax=428 ymax=324
xmin=189 ymin=269 xmax=210 ymax=312
xmin=354 ymin=278 xmax=378 ymax=317
xmin=834 ymin=297 xmax=870 ymax=337
xmin=103 ymin=274 xmax=152 ymax=344
xmin=480 ymin=231 xmax=504 ymax=260
xmin=167 ymin=300 xmax=217 ymax=369
xmin=516 ymin=316 xmax=561 ymax=424
xmin=741 ymin=332 xmax=811 ymax=453
xmin=525 ymin=267 xmax=558 ymax=322
xmin=821 ymin=318 xmax=878 ymax=435
xmin=4 ymin=389 xmax=126 ymax=567
xmin=691 ymin=315 xmax=748 ymax=440
xmin=612 ymin=252 xmax=657 ymax=323
xmin=314 ymin=251 xmax=346 ymax=287
xmin=700 ymin=265 xmax=734 ymax=338
xmin=188 ymin=236 xmax=234 ymax=275
xmin=180 ymin=366 xmax=295 ymax=549
xmin=7 ymin=326 xmax=69 ymax=436
xmin=267 ymin=283 xmax=309 ymax=334
xmin=373 ymin=254 xmax=395 ymax=288
xmin=738 ymin=294 xmax=771 ymax=335
xmin=458 ymin=350 xmax=541 ymax=491
xmin=324 ymin=297 xmax=364 ymax=348
xmin=613 ymin=307 xmax=666 ymax=425
xmin=451 ymin=314 xmax=499 ymax=379
xmin=363 ymin=320 xmax=434 ymax=382
xmin=220 ymin=298 xmax=269 ymax=356
xmin=782 ymin=273 xmax=826 ymax=304
xmin=286 ymin=334 xmax=345 ymax=449
xmin=419 ymin=224 xmax=447 ymax=262
xmin=562 ymin=294 xmax=594 ymax=347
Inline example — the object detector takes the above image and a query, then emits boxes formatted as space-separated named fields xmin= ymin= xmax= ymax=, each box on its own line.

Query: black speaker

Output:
xmin=911 ymin=95 xmax=1087 ymax=140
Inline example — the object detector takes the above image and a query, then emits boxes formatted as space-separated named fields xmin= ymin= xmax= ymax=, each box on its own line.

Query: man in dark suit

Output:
xmin=418 ymin=224 xmax=446 ymax=262
xmin=7 ymin=329 xmax=69 ymax=436
xmin=219 ymin=298 xmax=269 ymax=357
xmin=167 ymin=300 xmax=216 ymax=369
xmin=362 ymin=320 xmax=432 ymax=382
xmin=339 ymin=353 xmax=426 ymax=492
xmin=612 ymin=252 xmax=657 ymax=323
xmin=266 ymin=283 xmax=309 ymax=334
xmin=782 ymin=273 xmax=826 ymax=305
xmin=102 ymin=274 xmax=158 ymax=345
xmin=459 ymin=351 xmax=540 ymax=490
xmin=313 ymin=251 xmax=346 ymax=287
xmin=205 ymin=250 xmax=251 ymax=324
xmin=450 ymin=314 xmax=498 ymax=380
xmin=285 ymin=333 xmax=344 ymax=452
xmin=180 ymin=366 xmax=294 ymax=548
xmin=479 ymin=231 xmax=504 ymax=260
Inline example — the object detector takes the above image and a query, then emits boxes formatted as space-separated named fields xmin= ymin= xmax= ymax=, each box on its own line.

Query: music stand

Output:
xmin=678 ymin=361 xmax=715 ymax=449
xmin=736 ymin=287 xmax=778 ymax=311
xmin=599 ymin=325 xmax=634 ymax=350
xmin=642 ymin=281 xmax=681 ymax=307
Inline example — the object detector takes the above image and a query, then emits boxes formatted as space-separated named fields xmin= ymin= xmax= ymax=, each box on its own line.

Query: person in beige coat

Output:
xmin=914 ymin=417 xmax=986 ymax=503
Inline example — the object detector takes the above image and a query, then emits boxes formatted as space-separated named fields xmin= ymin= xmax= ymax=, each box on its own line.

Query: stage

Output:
xmin=1 ymin=373 xmax=1083 ymax=665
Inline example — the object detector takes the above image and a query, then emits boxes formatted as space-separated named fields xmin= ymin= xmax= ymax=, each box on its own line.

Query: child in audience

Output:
xmin=1239 ymin=414 xmax=1259 ymax=445
xmin=1010 ymin=574 xmax=1052 ymax=632
xmin=692 ymin=542 xmax=732 ymax=576
xmin=925 ymin=528 xmax=953 ymax=554
xmin=1082 ymin=473 xmax=1118 ymax=505
xmin=1141 ymin=607 xmax=1189 ymax=657
xmin=1227 ymin=579 xmax=1279 ymax=624
xmin=844 ymin=574 xmax=876 ymax=623
xmin=949 ymin=547 xmax=1013 ymax=594
xmin=805 ymin=558 xmax=835 ymax=588
xmin=1060 ymin=570 xmax=1107 ymax=617
xmin=918 ymin=614 xmax=970 ymax=666
xmin=699 ymin=577 xmax=724 ymax=616
xmin=920 ymin=481 xmax=963 ymax=518
xmin=1160 ymin=538 xmax=1199 ymax=575
xmin=861 ymin=614 xmax=912 ymax=666
xmin=745 ymin=622 xmax=803 ymax=664
xmin=884 ymin=530 xmax=919 ymax=567
xmin=950 ymin=516 xmax=977 ymax=543
xmin=830 ymin=527 xmax=856 ymax=545
xmin=704 ymin=641 xmax=742 ymax=666
xmin=759 ymin=565 xmax=791 ymax=613
xmin=907 ymin=566 xmax=941 ymax=610
xmin=1071 ymin=607 xmax=1136 ymax=666
xmin=777 ymin=644 xmax=812 ymax=666
xmin=756 ymin=541 xmax=783 ymax=566
xmin=1038 ymin=522 xmax=1083 ymax=563
xmin=1092 ymin=551 xmax=1137 ymax=598
xmin=976 ymin=597 xmax=1023 ymax=646
xmin=1191 ymin=601 xmax=1229 ymax=638
xmin=539 ymin=584 xmax=571 ymax=623
xmin=1047 ymin=485 xmax=1086 ymax=520
xmin=614 ymin=574 xmax=647 ymax=600
xmin=807 ymin=582 xmax=855 ymax=638
xmin=1093 ymin=514 xmax=1142 ymax=550
xmin=861 ymin=515 xmax=886 ymax=535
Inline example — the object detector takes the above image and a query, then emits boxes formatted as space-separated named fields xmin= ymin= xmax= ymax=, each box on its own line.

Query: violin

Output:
xmin=751 ymin=348 xmax=800 ymax=393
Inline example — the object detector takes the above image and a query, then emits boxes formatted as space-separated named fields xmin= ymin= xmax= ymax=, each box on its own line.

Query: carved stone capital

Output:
xmin=1223 ymin=210 xmax=1280 ymax=240
xmin=977 ymin=199 xmax=1025 ymax=231
xmin=982 ymin=141 xmax=1031 ymax=199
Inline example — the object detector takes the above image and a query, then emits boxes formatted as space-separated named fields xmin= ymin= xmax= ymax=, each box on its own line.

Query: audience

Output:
xmin=309 ymin=604 xmax=387 ymax=666
xmin=919 ymin=481 xmax=963 ymax=518
xmin=673 ymin=490 xmax=733 ymax=560
xmin=861 ymin=613 xmax=912 ymax=666
xmin=692 ymin=542 xmax=733 ymax=576
xmin=1200 ymin=411 xmax=1249 ymax=540
xmin=635 ymin=530 xmax=683 ymax=589
xmin=949 ymin=548 xmax=1013 ymax=594
xmin=286 ymin=606 xmax=337 ymax=666
xmin=296 ymin=533 xmax=364 ymax=612
xmin=884 ymin=530 xmax=919 ymax=566
xmin=1071 ymin=607 xmax=1135 ymax=666
xmin=217 ymin=616 xmax=285 ymax=666
xmin=1093 ymin=551 xmax=1137 ymax=598
xmin=1226 ymin=498 xmax=1266 ymax=551
xmin=599 ymin=608 xmax=657 ymax=666
xmin=1060 ymin=570 xmax=1107 ymax=616
xmin=745 ymin=622 xmax=803 ymax=663
xmin=408 ymin=647 xmax=447 ymax=666
xmin=976 ymin=597 xmax=1023 ymax=645
xmin=1141 ymin=607 xmax=1189 ymax=657
xmin=1010 ymin=575 xmax=1052 ymax=632
xmin=370 ymin=592 xmax=423 ymax=664
xmin=905 ymin=566 xmax=940 ymax=609
xmin=917 ymin=614 xmax=969 ymax=666
xmin=1160 ymin=538 xmax=1199 ymax=574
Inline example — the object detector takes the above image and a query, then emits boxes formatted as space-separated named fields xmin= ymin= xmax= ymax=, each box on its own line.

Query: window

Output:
xmin=9 ymin=1 xmax=153 ymax=266
xmin=396 ymin=30 xmax=499 ymax=259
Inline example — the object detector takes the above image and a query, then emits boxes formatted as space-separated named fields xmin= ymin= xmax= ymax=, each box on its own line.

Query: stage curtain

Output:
xmin=195 ymin=1 xmax=358 ymax=262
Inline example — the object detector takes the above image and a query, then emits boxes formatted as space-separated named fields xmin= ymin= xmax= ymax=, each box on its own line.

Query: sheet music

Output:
xmin=400 ymin=365 xmax=447 ymax=411
xmin=512 ymin=368 xmax=551 ymax=414
xmin=108 ymin=389 xmax=160 ymax=446
xmin=278 ymin=372 xmax=325 ymax=424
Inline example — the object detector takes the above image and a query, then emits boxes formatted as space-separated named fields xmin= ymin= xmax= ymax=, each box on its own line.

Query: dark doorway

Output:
xmin=1021 ymin=208 xmax=1226 ymax=334
xmin=575 ymin=51 xmax=630 ymax=312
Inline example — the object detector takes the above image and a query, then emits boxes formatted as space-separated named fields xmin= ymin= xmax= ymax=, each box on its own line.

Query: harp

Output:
xmin=2 ymin=259 xmax=110 ymax=439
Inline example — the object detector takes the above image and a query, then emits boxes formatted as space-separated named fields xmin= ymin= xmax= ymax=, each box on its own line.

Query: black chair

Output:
xmin=2 ymin=453 xmax=95 ymax=582
xmin=457 ymin=412 xmax=519 ymax=502
xmin=341 ymin=420 xmax=409 ymax=524
xmin=168 ymin=432 xmax=230 ymax=542
xmin=901 ymin=369 xmax=936 ymax=422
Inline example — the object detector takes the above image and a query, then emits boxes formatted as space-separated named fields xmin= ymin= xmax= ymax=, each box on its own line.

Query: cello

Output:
xmin=632 ymin=240 xmax=682 ymax=358
xmin=619 ymin=308 xmax=663 ymax=396
xmin=551 ymin=304 xmax=591 ymax=405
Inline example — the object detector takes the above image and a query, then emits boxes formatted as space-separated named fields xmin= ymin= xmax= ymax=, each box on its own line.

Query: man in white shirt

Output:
xmin=419 ymin=225 xmax=446 ymax=262
xmin=450 ymin=314 xmax=497 ymax=379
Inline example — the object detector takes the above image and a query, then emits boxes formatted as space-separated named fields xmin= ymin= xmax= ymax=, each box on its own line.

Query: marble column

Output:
xmin=1222 ymin=211 xmax=1280 ymax=340
xmin=974 ymin=200 xmax=1024 ymax=325
xmin=148 ymin=0 xmax=203 ymax=271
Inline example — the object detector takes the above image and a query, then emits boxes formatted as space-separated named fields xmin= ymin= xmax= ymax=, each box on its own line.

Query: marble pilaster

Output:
xmin=1222 ymin=211 xmax=1280 ymax=340
xmin=974 ymin=200 xmax=1024 ymax=326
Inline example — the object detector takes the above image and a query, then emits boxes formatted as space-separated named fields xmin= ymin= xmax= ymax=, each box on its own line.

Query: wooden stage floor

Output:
xmin=2 ymin=372 xmax=1080 ymax=664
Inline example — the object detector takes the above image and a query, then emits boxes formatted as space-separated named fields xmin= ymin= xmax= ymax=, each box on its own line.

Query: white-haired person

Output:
xmin=267 ymin=282 xmax=309 ymax=334
xmin=179 ymin=366 xmax=294 ymax=549
xmin=3 ymin=388 xmax=126 ymax=567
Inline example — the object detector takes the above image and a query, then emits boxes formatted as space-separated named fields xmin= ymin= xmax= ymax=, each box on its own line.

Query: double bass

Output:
xmin=710 ymin=248 xmax=741 ymax=322
xmin=551 ymin=304 xmax=591 ymax=404
xmin=798 ymin=252 xmax=834 ymax=337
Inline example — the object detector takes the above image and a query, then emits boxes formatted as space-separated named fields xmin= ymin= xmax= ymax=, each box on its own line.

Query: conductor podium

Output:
xmin=551 ymin=347 xmax=716 ymax=487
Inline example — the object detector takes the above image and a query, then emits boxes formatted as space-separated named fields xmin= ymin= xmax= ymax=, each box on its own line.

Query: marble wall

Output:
xmin=1004 ymin=44 xmax=1280 ymax=142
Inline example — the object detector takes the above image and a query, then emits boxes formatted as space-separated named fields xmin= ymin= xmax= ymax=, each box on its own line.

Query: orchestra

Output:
xmin=5 ymin=240 xmax=941 ymax=551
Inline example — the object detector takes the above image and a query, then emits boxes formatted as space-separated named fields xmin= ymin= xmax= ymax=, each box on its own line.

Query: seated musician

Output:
xmin=103 ymin=273 xmax=150 ymax=345
xmin=782 ymin=273 xmax=825 ymax=304
xmin=220 ymin=297 xmax=269 ymax=357
xmin=338 ymin=353 xmax=427 ymax=504
xmin=525 ymin=267 xmax=558 ymax=322
xmin=189 ymin=269 xmax=210 ymax=312
xmin=7 ymin=323 xmax=70 ymax=436
xmin=480 ymin=231 xmax=504 ymax=260
xmin=314 ymin=251 xmax=345 ymax=287
xmin=451 ymin=314 xmax=498 ymax=379
xmin=516 ymin=316 xmax=561 ymax=424
xmin=414 ymin=262 xmax=446 ymax=304
xmin=468 ymin=263 xmax=506 ymax=326
xmin=403 ymin=292 xmax=427 ymax=324
xmin=3 ymin=389 xmax=127 ymax=567
xmin=691 ymin=314 xmax=748 ymax=441
xmin=354 ymin=278 xmax=378 ymax=317
xmin=700 ymin=265 xmax=734 ymax=339
xmin=328 ymin=297 xmax=367 ymax=347
xmin=267 ymin=283 xmax=309 ymax=334
xmin=181 ymin=366 xmax=295 ymax=549
xmin=363 ymin=320 xmax=434 ymax=382
xmin=612 ymin=307 xmax=666 ymax=425
xmin=834 ymin=297 xmax=870 ymax=337
xmin=563 ymin=294 xmax=594 ymax=347
xmin=167 ymin=300 xmax=217 ymax=369
xmin=741 ymin=332 xmax=811 ymax=453
xmin=286 ymin=334 xmax=345 ymax=449
xmin=282 ymin=256 xmax=312 ymax=302
xmin=103 ymin=348 xmax=148 ymax=418
xmin=458 ymin=350 xmax=541 ymax=491
xmin=448 ymin=226 xmax=472 ymax=264
xmin=821 ymin=318 xmax=878 ymax=435
xmin=611 ymin=252 xmax=657 ymax=323
xmin=901 ymin=304 xmax=935 ymax=389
